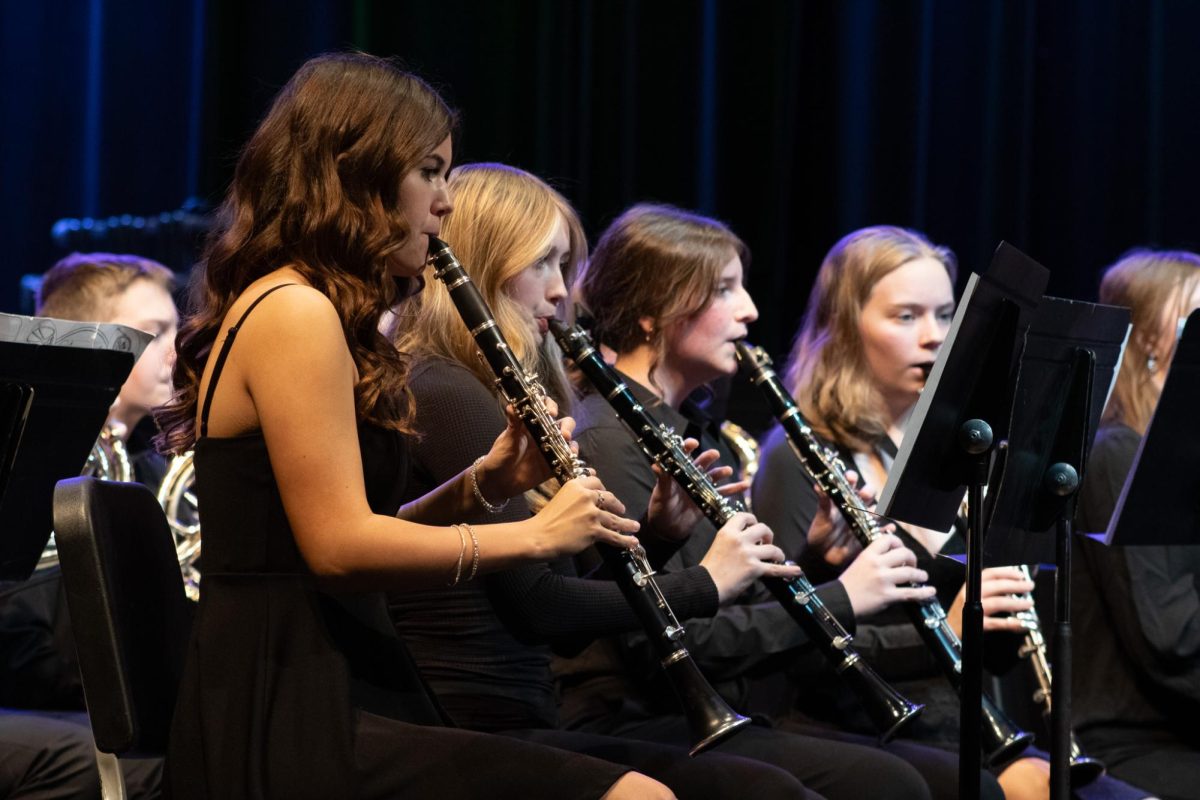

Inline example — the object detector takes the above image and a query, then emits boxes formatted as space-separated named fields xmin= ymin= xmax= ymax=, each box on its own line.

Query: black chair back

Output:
xmin=52 ymin=477 xmax=193 ymax=756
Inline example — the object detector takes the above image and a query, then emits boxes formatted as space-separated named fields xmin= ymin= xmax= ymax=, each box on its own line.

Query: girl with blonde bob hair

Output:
xmin=390 ymin=166 xmax=809 ymax=798
xmin=754 ymin=225 xmax=1067 ymax=800
xmin=785 ymin=225 xmax=956 ymax=451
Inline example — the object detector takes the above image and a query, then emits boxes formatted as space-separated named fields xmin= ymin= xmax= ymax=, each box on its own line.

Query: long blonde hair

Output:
xmin=392 ymin=163 xmax=586 ymax=406
xmin=786 ymin=225 xmax=956 ymax=451
xmin=1099 ymin=248 xmax=1200 ymax=434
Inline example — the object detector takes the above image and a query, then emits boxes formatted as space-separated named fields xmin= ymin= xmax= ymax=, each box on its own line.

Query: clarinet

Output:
xmin=734 ymin=340 xmax=1035 ymax=767
xmin=552 ymin=321 xmax=923 ymax=743
xmin=427 ymin=238 xmax=749 ymax=755
xmin=1012 ymin=566 xmax=1106 ymax=786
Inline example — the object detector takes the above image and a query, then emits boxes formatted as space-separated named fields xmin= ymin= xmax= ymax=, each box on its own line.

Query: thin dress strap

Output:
xmin=199 ymin=284 xmax=299 ymax=438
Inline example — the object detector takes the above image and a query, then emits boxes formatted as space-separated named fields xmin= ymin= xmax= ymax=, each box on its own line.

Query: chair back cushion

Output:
xmin=53 ymin=477 xmax=192 ymax=755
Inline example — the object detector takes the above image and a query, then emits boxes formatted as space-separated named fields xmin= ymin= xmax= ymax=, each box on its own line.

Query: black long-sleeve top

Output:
xmin=752 ymin=425 xmax=969 ymax=677
xmin=387 ymin=356 xmax=719 ymax=732
xmin=557 ymin=374 xmax=854 ymax=725
xmin=750 ymin=423 xmax=1026 ymax=745
xmin=1072 ymin=422 xmax=1200 ymax=759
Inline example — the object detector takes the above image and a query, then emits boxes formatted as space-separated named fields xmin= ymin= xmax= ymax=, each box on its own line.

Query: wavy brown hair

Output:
xmin=1098 ymin=248 xmax=1200 ymax=434
xmin=578 ymin=204 xmax=749 ymax=389
xmin=786 ymin=225 xmax=956 ymax=451
xmin=156 ymin=53 xmax=456 ymax=454
xmin=392 ymin=163 xmax=585 ymax=408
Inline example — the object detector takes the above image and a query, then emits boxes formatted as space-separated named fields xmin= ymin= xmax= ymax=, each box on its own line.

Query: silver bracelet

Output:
xmin=462 ymin=522 xmax=481 ymax=582
xmin=471 ymin=456 xmax=510 ymax=513
xmin=447 ymin=524 xmax=467 ymax=587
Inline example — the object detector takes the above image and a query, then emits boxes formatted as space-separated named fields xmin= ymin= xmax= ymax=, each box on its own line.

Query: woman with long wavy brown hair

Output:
xmin=155 ymin=53 xmax=667 ymax=800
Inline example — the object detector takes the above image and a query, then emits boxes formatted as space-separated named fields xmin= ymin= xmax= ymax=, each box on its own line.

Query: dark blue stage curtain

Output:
xmin=3 ymin=0 xmax=1199 ymax=360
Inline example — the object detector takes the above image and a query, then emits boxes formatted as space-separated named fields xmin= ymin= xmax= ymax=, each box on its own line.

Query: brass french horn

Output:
xmin=156 ymin=451 xmax=200 ymax=601
xmin=36 ymin=426 xmax=133 ymax=571
xmin=718 ymin=421 xmax=760 ymax=511
xmin=37 ymin=429 xmax=201 ymax=601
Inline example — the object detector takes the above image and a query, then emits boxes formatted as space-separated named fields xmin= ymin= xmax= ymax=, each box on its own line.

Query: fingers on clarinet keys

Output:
xmin=869 ymin=537 xmax=936 ymax=602
xmin=980 ymin=566 xmax=1036 ymax=632
xmin=702 ymin=512 xmax=799 ymax=605
xmin=536 ymin=476 xmax=639 ymax=558
xmin=841 ymin=537 xmax=934 ymax=617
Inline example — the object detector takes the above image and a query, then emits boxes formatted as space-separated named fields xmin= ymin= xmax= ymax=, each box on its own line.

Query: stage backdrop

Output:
xmin=3 ymin=0 xmax=1198 ymax=368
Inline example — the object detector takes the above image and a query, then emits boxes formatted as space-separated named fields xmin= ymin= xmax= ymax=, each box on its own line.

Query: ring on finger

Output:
xmin=595 ymin=491 xmax=605 ymax=509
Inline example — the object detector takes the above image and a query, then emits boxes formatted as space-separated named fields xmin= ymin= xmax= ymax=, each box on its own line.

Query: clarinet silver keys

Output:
xmin=1013 ymin=565 xmax=1105 ymax=786
xmin=553 ymin=321 xmax=923 ymax=742
xmin=735 ymin=340 xmax=1035 ymax=767
xmin=428 ymin=237 xmax=749 ymax=755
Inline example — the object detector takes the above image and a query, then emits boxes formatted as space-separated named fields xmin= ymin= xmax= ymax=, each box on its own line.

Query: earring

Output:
xmin=1147 ymin=353 xmax=1158 ymax=374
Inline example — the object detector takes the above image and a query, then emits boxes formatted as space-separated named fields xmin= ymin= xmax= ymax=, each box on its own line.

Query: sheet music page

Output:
xmin=0 ymin=313 xmax=154 ymax=361
xmin=877 ymin=272 xmax=979 ymax=515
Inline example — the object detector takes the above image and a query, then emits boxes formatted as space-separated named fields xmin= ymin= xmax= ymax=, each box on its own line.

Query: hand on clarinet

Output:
xmin=947 ymin=567 xmax=1036 ymax=637
xmin=837 ymin=533 xmax=936 ymax=617
xmin=700 ymin=512 xmax=803 ymax=605
xmin=646 ymin=438 xmax=748 ymax=541
xmin=527 ymin=475 xmax=640 ymax=559
xmin=806 ymin=469 xmax=877 ymax=566
xmin=476 ymin=398 xmax=577 ymax=502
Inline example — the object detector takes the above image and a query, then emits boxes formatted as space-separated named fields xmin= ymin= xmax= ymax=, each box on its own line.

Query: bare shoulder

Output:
xmin=230 ymin=283 xmax=345 ymax=360
xmin=235 ymin=282 xmax=338 ymax=331
xmin=203 ymin=278 xmax=354 ymax=432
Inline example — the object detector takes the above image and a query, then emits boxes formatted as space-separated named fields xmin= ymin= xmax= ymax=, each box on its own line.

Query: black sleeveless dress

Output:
xmin=165 ymin=286 xmax=628 ymax=799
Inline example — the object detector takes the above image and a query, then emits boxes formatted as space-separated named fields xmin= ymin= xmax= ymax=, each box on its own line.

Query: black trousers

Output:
xmin=569 ymin=711 xmax=1006 ymax=800
xmin=1083 ymin=739 xmax=1200 ymax=800
xmin=0 ymin=710 xmax=162 ymax=800
xmin=505 ymin=727 xmax=814 ymax=799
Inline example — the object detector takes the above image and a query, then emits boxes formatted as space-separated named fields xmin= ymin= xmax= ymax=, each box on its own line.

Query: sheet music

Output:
xmin=0 ymin=313 xmax=154 ymax=361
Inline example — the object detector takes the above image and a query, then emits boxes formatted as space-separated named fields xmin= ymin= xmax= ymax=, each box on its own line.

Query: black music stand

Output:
xmin=0 ymin=321 xmax=148 ymax=580
xmin=878 ymin=242 xmax=1049 ymax=800
xmin=978 ymin=297 xmax=1129 ymax=799
xmin=1107 ymin=308 xmax=1200 ymax=548
xmin=983 ymin=298 xmax=1130 ymax=563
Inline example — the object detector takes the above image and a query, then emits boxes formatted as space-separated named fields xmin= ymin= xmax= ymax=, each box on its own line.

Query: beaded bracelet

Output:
xmin=471 ymin=456 xmax=511 ymax=513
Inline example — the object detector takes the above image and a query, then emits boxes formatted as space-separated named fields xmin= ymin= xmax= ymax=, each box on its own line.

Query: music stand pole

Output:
xmin=1048 ymin=466 xmax=1078 ymax=800
xmin=958 ymin=419 xmax=993 ymax=800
